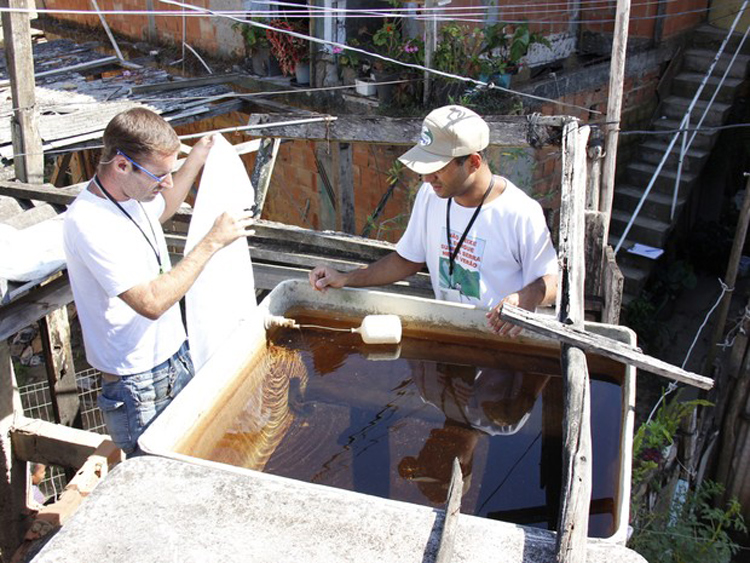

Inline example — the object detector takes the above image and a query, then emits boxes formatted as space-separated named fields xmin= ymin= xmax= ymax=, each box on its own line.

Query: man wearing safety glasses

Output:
xmin=63 ymin=107 xmax=254 ymax=456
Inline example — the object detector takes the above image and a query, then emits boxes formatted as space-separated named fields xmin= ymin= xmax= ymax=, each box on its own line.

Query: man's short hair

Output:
xmin=453 ymin=150 xmax=487 ymax=166
xmin=101 ymin=108 xmax=180 ymax=163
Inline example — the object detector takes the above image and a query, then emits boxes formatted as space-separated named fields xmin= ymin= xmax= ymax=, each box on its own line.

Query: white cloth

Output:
xmin=185 ymin=135 xmax=257 ymax=372
xmin=63 ymin=188 xmax=185 ymax=375
xmin=395 ymin=179 xmax=558 ymax=309
xmin=0 ymin=215 xmax=66 ymax=282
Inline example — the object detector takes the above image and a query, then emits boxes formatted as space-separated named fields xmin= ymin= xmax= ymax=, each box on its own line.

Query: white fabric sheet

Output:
xmin=185 ymin=135 xmax=257 ymax=372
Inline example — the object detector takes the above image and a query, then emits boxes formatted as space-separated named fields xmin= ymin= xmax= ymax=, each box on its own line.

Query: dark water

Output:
xmin=187 ymin=321 xmax=624 ymax=538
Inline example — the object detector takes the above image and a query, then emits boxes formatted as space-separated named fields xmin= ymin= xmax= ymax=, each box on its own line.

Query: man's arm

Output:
xmin=309 ymin=252 xmax=424 ymax=292
xmin=486 ymin=273 xmax=558 ymax=337
xmin=160 ymin=135 xmax=214 ymax=224
xmin=120 ymin=211 xmax=253 ymax=320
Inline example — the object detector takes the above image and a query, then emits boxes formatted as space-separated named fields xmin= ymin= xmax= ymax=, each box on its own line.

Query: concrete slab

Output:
xmin=30 ymin=456 xmax=647 ymax=563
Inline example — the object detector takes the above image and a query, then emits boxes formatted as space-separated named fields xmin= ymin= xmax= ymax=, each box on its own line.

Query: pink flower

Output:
xmin=333 ymin=46 xmax=343 ymax=54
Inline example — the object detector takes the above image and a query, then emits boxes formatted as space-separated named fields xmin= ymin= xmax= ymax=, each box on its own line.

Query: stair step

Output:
xmin=682 ymin=48 xmax=750 ymax=79
xmin=614 ymin=184 xmax=686 ymax=221
xmin=610 ymin=209 xmax=673 ymax=248
xmin=610 ymin=235 xmax=664 ymax=270
xmin=671 ymin=72 xmax=743 ymax=103
xmin=617 ymin=261 xmax=653 ymax=295
xmin=658 ymin=95 xmax=731 ymax=126
xmin=625 ymin=161 xmax=698 ymax=195
xmin=690 ymin=25 xmax=750 ymax=56
xmin=652 ymin=118 xmax=717 ymax=150
xmin=639 ymin=139 xmax=710 ymax=171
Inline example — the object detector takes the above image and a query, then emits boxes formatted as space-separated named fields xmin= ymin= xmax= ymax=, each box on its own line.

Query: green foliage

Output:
xmin=232 ymin=19 xmax=269 ymax=55
xmin=479 ymin=22 xmax=551 ymax=75
xmin=629 ymin=481 xmax=746 ymax=563
xmin=632 ymin=390 xmax=711 ymax=488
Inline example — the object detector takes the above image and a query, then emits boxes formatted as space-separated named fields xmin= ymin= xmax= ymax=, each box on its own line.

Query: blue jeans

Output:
xmin=97 ymin=341 xmax=194 ymax=456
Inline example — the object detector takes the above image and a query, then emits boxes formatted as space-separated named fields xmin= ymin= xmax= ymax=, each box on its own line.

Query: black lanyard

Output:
xmin=93 ymin=175 xmax=164 ymax=275
xmin=446 ymin=176 xmax=495 ymax=279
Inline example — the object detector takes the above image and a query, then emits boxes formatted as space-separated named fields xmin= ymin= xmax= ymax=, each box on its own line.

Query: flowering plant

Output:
xmin=266 ymin=19 xmax=309 ymax=76
xmin=369 ymin=20 xmax=423 ymax=73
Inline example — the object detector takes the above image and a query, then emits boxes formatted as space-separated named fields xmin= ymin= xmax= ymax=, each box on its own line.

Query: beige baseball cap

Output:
xmin=398 ymin=105 xmax=490 ymax=175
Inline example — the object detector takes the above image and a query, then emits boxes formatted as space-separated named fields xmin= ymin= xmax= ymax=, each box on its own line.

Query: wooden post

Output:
xmin=250 ymin=137 xmax=281 ymax=217
xmin=0 ymin=0 xmax=44 ymax=183
xmin=333 ymin=142 xmax=355 ymax=234
xmin=706 ymin=173 xmax=750 ymax=370
xmin=0 ymin=341 xmax=26 ymax=562
xmin=556 ymin=121 xmax=592 ymax=563
xmin=423 ymin=0 xmax=435 ymax=106
xmin=38 ymin=308 xmax=79 ymax=426
xmin=599 ymin=0 xmax=631 ymax=242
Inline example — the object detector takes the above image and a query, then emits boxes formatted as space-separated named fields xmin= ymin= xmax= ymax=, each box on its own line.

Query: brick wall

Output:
xmin=580 ymin=0 xmax=709 ymax=39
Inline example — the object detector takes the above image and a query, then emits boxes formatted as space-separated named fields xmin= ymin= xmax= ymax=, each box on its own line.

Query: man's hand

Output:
xmin=204 ymin=210 xmax=255 ymax=251
xmin=187 ymin=134 xmax=215 ymax=168
xmin=486 ymin=293 xmax=524 ymax=338
xmin=309 ymin=266 xmax=348 ymax=292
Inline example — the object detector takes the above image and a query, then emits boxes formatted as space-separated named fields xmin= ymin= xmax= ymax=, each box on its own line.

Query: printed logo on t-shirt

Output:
xmin=419 ymin=127 xmax=434 ymax=147
xmin=439 ymin=227 xmax=486 ymax=300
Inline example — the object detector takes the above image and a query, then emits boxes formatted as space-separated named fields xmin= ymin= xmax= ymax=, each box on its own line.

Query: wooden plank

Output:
xmin=245 ymin=113 xmax=535 ymax=146
xmin=334 ymin=142 xmax=355 ymax=234
xmin=250 ymin=138 xmax=280 ymax=216
xmin=1 ymin=0 xmax=43 ymax=183
xmin=434 ymin=457 xmax=463 ymax=563
xmin=0 ymin=340 xmax=26 ymax=560
xmin=501 ymin=304 xmax=714 ymax=390
xmin=0 ymin=181 xmax=82 ymax=206
xmin=584 ymin=210 xmax=604 ymax=299
xmin=0 ymin=273 xmax=73 ymax=341
xmin=0 ymin=56 xmax=119 ymax=89
xmin=130 ymin=73 xmax=241 ymax=95
xmin=556 ymin=120 xmax=591 ymax=563
xmin=601 ymin=246 xmax=623 ymax=325
xmin=39 ymin=307 xmax=80 ymax=426
xmin=11 ymin=416 xmax=109 ymax=468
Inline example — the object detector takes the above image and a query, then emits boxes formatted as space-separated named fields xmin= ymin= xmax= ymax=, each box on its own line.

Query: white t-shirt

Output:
xmin=63 ymin=187 xmax=185 ymax=375
xmin=395 ymin=179 xmax=558 ymax=309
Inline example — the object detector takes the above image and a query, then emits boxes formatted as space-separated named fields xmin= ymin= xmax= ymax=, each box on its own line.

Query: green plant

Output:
xmin=232 ymin=19 xmax=269 ymax=55
xmin=479 ymin=22 xmax=551 ymax=76
xmin=368 ymin=19 xmax=423 ymax=73
xmin=432 ymin=23 xmax=484 ymax=76
xmin=629 ymin=480 xmax=746 ymax=563
xmin=266 ymin=19 xmax=309 ymax=76
xmin=631 ymin=390 xmax=711 ymax=488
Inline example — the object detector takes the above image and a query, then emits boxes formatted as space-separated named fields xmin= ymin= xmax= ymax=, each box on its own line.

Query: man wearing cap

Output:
xmin=308 ymin=105 xmax=558 ymax=336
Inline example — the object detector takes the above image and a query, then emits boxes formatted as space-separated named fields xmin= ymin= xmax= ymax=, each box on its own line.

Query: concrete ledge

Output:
xmin=31 ymin=456 xmax=646 ymax=563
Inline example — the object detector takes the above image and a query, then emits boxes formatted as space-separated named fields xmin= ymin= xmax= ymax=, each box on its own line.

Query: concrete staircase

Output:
xmin=610 ymin=24 xmax=750 ymax=304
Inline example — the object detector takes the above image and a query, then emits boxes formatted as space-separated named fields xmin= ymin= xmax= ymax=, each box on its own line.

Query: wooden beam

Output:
xmin=245 ymin=113 xmax=536 ymax=146
xmin=250 ymin=138 xmax=280 ymax=216
xmin=1 ymin=0 xmax=43 ymax=182
xmin=601 ymin=246 xmax=623 ymax=325
xmin=584 ymin=210 xmax=605 ymax=300
xmin=0 ymin=340 xmax=26 ymax=560
xmin=0 ymin=56 xmax=119 ymax=89
xmin=38 ymin=308 xmax=79 ymax=426
xmin=130 ymin=73 xmax=241 ymax=95
xmin=10 ymin=416 xmax=109 ymax=468
xmin=600 ymin=0 xmax=632 ymax=239
xmin=501 ymin=304 xmax=714 ymax=390
xmin=435 ymin=457 xmax=463 ymax=563
xmin=0 ymin=273 xmax=73 ymax=341
xmin=333 ymin=142 xmax=355 ymax=234
xmin=0 ymin=181 xmax=81 ymax=206
xmin=556 ymin=120 xmax=591 ymax=563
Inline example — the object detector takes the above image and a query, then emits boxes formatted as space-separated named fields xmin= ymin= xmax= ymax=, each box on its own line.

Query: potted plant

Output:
xmin=266 ymin=19 xmax=310 ymax=81
xmin=334 ymin=39 xmax=365 ymax=86
xmin=479 ymin=22 xmax=551 ymax=87
xmin=233 ymin=19 xmax=276 ymax=76
xmin=369 ymin=20 xmax=423 ymax=102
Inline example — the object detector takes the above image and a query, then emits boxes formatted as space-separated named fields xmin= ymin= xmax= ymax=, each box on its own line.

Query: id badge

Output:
xmin=440 ymin=287 xmax=462 ymax=302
